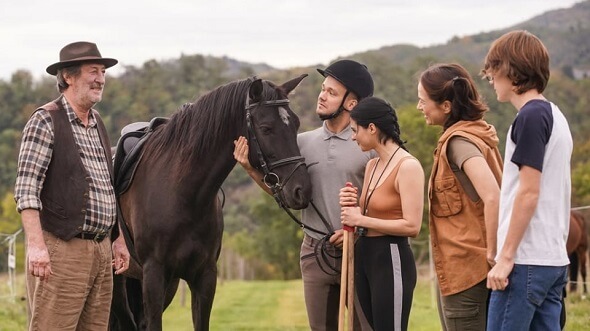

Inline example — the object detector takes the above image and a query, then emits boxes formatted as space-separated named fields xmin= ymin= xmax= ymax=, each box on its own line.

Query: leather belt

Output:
xmin=75 ymin=231 xmax=108 ymax=242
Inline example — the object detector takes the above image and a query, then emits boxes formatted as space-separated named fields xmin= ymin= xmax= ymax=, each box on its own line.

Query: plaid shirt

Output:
xmin=14 ymin=96 xmax=116 ymax=233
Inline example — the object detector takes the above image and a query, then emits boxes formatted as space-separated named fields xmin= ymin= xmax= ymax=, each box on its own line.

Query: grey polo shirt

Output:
xmin=297 ymin=122 xmax=375 ymax=239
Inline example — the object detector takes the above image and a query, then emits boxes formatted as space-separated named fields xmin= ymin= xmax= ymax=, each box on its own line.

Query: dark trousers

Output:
xmin=437 ymin=280 xmax=489 ymax=331
xmin=300 ymin=235 xmax=372 ymax=330
xmin=355 ymin=235 xmax=416 ymax=331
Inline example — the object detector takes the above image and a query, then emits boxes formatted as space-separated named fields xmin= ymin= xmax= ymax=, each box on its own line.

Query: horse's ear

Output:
xmin=281 ymin=74 xmax=308 ymax=95
xmin=248 ymin=78 xmax=264 ymax=103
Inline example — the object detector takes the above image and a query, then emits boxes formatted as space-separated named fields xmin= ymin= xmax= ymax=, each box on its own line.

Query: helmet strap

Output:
xmin=319 ymin=91 xmax=350 ymax=121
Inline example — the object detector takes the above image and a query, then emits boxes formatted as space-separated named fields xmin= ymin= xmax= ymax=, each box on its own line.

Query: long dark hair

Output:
xmin=350 ymin=96 xmax=407 ymax=151
xmin=420 ymin=63 xmax=488 ymax=131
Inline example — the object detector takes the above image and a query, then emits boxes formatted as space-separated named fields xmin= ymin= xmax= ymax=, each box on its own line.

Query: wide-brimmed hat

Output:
xmin=46 ymin=41 xmax=118 ymax=75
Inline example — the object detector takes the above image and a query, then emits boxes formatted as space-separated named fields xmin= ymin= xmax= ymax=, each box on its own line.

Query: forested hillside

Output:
xmin=1 ymin=1 xmax=589 ymax=279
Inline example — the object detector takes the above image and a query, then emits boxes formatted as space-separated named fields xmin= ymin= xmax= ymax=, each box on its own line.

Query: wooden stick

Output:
xmin=347 ymin=229 xmax=355 ymax=331
xmin=340 ymin=182 xmax=356 ymax=331
xmin=338 ymin=230 xmax=349 ymax=331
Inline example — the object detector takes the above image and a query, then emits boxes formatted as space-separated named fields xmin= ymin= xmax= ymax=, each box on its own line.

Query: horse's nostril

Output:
xmin=294 ymin=187 xmax=303 ymax=202
xmin=292 ymin=186 xmax=310 ymax=209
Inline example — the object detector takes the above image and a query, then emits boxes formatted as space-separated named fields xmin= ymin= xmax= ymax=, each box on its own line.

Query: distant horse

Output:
xmin=111 ymin=75 xmax=312 ymax=330
xmin=567 ymin=210 xmax=588 ymax=294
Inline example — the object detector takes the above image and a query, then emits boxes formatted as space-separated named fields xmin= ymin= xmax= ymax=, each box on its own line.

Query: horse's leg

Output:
xmin=580 ymin=251 xmax=588 ymax=294
xmin=569 ymin=253 xmax=579 ymax=292
xmin=142 ymin=261 xmax=168 ymax=331
xmin=164 ymin=278 xmax=180 ymax=311
xmin=109 ymin=274 xmax=138 ymax=331
xmin=188 ymin=267 xmax=218 ymax=331
xmin=126 ymin=277 xmax=145 ymax=330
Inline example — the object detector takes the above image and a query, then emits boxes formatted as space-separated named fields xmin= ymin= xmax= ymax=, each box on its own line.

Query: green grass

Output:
xmin=162 ymin=278 xmax=590 ymax=331
xmin=167 ymin=280 xmax=310 ymax=330
xmin=408 ymin=280 xmax=441 ymax=330
xmin=0 ymin=274 xmax=28 ymax=331
xmin=564 ymin=291 xmax=590 ymax=331
xmin=1 ymin=274 xmax=589 ymax=330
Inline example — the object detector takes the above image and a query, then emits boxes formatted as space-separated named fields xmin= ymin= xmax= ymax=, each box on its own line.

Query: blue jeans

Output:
xmin=487 ymin=264 xmax=567 ymax=331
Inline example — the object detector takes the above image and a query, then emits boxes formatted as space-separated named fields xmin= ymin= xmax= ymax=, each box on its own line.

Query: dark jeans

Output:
xmin=487 ymin=264 xmax=567 ymax=331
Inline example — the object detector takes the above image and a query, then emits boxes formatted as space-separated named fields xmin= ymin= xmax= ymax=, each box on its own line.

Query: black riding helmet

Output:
xmin=317 ymin=59 xmax=374 ymax=120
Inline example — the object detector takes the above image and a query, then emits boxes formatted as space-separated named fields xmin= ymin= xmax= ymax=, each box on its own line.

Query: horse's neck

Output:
xmin=183 ymin=139 xmax=239 ymax=193
xmin=156 ymin=107 xmax=247 ymax=197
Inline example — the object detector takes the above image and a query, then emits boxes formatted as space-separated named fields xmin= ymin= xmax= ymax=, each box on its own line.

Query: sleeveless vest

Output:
xmin=38 ymin=97 xmax=115 ymax=240
xmin=429 ymin=120 xmax=503 ymax=296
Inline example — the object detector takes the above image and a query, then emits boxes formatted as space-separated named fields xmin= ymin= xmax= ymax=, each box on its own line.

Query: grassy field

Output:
xmin=1 ymin=274 xmax=589 ymax=330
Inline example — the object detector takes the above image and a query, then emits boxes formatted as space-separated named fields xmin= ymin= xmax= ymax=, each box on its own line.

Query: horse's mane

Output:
xmin=143 ymin=77 xmax=284 ymax=175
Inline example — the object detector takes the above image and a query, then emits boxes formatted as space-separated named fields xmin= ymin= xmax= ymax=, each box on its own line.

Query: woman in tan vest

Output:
xmin=417 ymin=63 xmax=503 ymax=331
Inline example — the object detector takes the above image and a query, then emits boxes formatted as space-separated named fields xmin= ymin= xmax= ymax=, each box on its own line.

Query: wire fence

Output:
xmin=0 ymin=206 xmax=589 ymax=305
xmin=0 ymin=229 xmax=23 ymax=302
xmin=411 ymin=205 xmax=590 ymax=307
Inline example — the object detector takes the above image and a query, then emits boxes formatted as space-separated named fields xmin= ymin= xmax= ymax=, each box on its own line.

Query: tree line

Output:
xmin=1 ymin=51 xmax=589 ymax=279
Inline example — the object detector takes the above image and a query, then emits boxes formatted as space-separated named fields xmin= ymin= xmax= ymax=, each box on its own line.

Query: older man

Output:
xmin=15 ymin=41 xmax=129 ymax=330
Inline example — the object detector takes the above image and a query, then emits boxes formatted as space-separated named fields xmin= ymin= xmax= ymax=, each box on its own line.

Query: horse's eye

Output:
xmin=259 ymin=126 xmax=272 ymax=134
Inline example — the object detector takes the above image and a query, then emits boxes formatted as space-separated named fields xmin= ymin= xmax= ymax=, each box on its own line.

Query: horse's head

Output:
xmin=244 ymin=74 xmax=312 ymax=210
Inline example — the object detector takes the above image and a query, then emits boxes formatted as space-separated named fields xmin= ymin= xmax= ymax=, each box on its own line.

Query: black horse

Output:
xmin=111 ymin=75 xmax=312 ymax=330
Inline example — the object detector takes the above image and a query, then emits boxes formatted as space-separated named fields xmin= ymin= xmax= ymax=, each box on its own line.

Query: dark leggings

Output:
xmin=355 ymin=235 xmax=417 ymax=331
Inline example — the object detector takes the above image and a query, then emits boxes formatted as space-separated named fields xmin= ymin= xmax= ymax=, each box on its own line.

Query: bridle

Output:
xmin=245 ymin=88 xmax=329 ymax=238
xmin=244 ymin=81 xmax=343 ymax=275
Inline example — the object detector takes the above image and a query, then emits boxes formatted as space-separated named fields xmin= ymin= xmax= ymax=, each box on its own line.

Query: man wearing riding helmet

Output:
xmin=234 ymin=59 xmax=375 ymax=330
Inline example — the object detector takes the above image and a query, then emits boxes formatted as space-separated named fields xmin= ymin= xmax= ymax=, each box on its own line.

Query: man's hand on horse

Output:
xmin=233 ymin=136 xmax=254 ymax=171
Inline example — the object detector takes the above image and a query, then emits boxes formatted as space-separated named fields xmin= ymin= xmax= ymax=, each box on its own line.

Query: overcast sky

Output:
xmin=0 ymin=0 xmax=581 ymax=81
